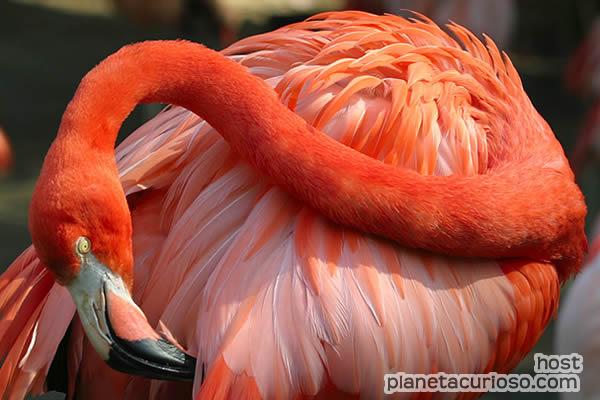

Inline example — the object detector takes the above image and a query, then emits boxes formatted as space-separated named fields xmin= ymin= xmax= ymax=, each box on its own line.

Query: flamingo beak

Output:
xmin=66 ymin=253 xmax=196 ymax=381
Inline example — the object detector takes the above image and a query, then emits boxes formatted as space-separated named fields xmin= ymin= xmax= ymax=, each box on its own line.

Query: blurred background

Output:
xmin=0 ymin=0 xmax=599 ymax=399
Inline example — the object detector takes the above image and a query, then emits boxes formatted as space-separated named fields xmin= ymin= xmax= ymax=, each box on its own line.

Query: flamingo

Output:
xmin=0 ymin=11 xmax=587 ymax=399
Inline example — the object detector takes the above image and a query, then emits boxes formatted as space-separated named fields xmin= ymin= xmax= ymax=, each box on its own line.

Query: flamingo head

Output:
xmin=28 ymin=134 xmax=196 ymax=381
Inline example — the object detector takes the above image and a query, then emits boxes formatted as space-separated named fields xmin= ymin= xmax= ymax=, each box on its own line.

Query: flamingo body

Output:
xmin=0 ymin=11 xmax=584 ymax=399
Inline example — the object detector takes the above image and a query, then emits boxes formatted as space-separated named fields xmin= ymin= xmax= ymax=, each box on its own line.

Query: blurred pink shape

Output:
xmin=0 ymin=127 xmax=12 ymax=174
xmin=566 ymin=19 xmax=600 ymax=96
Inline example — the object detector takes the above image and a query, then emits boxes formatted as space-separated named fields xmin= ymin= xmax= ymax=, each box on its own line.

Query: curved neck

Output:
xmin=57 ymin=41 xmax=586 ymax=278
xmin=59 ymin=41 xmax=285 ymax=154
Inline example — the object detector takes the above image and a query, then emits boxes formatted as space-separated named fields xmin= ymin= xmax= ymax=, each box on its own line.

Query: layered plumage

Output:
xmin=0 ymin=11 xmax=585 ymax=399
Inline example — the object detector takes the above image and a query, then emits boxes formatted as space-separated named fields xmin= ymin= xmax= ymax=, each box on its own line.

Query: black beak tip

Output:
xmin=107 ymin=336 xmax=197 ymax=381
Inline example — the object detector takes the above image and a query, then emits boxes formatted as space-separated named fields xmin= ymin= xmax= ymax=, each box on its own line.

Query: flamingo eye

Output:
xmin=76 ymin=237 xmax=91 ymax=255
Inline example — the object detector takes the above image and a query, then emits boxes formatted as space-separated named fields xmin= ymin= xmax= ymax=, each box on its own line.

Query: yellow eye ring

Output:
xmin=76 ymin=237 xmax=91 ymax=255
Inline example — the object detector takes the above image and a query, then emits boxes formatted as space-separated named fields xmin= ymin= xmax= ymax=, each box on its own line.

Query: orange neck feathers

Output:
xmin=35 ymin=40 xmax=586 ymax=280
